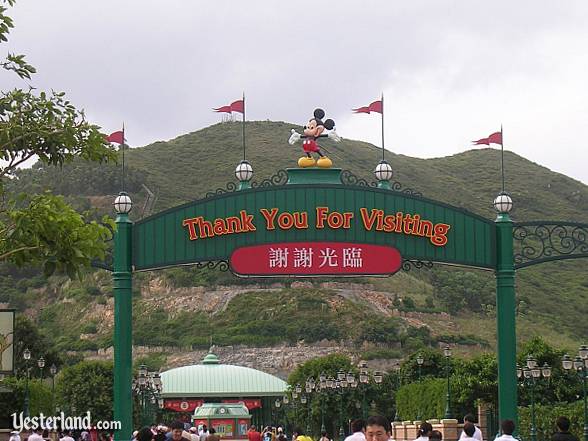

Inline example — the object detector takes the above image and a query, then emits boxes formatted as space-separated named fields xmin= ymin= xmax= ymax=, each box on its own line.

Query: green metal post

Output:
xmin=417 ymin=365 xmax=422 ymax=420
xmin=582 ymin=371 xmax=587 ymax=441
xmin=113 ymin=210 xmax=133 ymax=441
xmin=320 ymin=395 xmax=325 ymax=433
xmin=24 ymin=368 xmax=29 ymax=418
xmin=444 ymin=357 xmax=452 ymax=419
xmin=339 ymin=393 xmax=344 ymax=441
xmin=530 ymin=380 xmax=536 ymax=441
xmin=495 ymin=211 xmax=518 ymax=426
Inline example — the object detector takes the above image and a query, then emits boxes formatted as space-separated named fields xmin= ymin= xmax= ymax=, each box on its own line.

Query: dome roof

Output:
xmin=161 ymin=352 xmax=287 ymax=398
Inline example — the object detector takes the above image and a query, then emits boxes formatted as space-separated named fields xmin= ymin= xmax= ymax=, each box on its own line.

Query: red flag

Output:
xmin=106 ymin=130 xmax=124 ymax=144
xmin=352 ymin=106 xmax=371 ymax=114
xmin=230 ymin=100 xmax=244 ymax=114
xmin=213 ymin=99 xmax=244 ymax=114
xmin=472 ymin=137 xmax=489 ymax=145
xmin=488 ymin=131 xmax=502 ymax=145
xmin=213 ymin=105 xmax=232 ymax=113
xmin=352 ymin=100 xmax=383 ymax=114
xmin=472 ymin=131 xmax=502 ymax=146
xmin=368 ymin=100 xmax=383 ymax=114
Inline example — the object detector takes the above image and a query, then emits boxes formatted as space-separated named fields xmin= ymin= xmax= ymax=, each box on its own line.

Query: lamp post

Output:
xmin=562 ymin=345 xmax=588 ymax=441
xmin=282 ymin=395 xmax=290 ymax=433
xmin=50 ymin=363 xmax=57 ymax=413
xmin=113 ymin=191 xmax=133 ymax=441
xmin=336 ymin=370 xmax=348 ymax=441
xmin=357 ymin=361 xmax=383 ymax=419
xmin=493 ymin=191 xmax=518 ymax=425
xmin=132 ymin=365 xmax=162 ymax=427
xmin=416 ymin=354 xmax=424 ymax=420
xmin=443 ymin=346 xmax=452 ymax=419
xmin=517 ymin=356 xmax=551 ymax=441
xmin=305 ymin=377 xmax=316 ymax=435
xmin=23 ymin=347 xmax=31 ymax=418
xmin=274 ymin=399 xmax=282 ymax=427
xmin=38 ymin=357 xmax=45 ymax=379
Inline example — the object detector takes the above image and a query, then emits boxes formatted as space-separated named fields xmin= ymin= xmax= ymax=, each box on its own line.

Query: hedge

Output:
xmin=519 ymin=401 xmax=584 ymax=441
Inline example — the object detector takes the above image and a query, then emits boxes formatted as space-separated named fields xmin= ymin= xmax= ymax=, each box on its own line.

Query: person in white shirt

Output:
xmin=459 ymin=415 xmax=483 ymax=441
xmin=494 ymin=420 xmax=517 ymax=441
xmin=460 ymin=424 xmax=477 ymax=441
xmin=413 ymin=422 xmax=432 ymax=441
xmin=9 ymin=431 xmax=21 ymax=441
xmin=60 ymin=431 xmax=76 ymax=441
xmin=345 ymin=420 xmax=366 ymax=441
xmin=28 ymin=429 xmax=45 ymax=441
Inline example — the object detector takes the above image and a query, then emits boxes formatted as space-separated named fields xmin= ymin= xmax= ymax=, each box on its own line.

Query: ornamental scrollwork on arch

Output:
xmin=512 ymin=222 xmax=588 ymax=269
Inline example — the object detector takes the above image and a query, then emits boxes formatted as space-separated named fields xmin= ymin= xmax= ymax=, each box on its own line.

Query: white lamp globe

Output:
xmin=374 ymin=160 xmax=393 ymax=181
xmin=113 ymin=192 xmax=133 ymax=214
xmin=235 ymin=160 xmax=253 ymax=182
xmin=493 ymin=192 xmax=513 ymax=213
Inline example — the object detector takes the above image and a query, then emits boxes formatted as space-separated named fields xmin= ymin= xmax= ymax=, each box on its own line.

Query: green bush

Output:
xmin=519 ymin=401 xmax=583 ymax=441
xmin=396 ymin=377 xmax=447 ymax=420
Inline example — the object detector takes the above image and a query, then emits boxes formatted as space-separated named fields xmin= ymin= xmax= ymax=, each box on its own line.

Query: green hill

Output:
xmin=8 ymin=120 xmax=588 ymax=358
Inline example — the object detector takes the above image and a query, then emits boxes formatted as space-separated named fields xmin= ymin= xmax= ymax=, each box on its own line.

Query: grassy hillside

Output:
xmin=8 ymin=120 xmax=588 ymax=357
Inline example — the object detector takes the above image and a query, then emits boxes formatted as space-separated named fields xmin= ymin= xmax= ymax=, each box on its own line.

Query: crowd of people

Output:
xmin=7 ymin=414 xmax=581 ymax=441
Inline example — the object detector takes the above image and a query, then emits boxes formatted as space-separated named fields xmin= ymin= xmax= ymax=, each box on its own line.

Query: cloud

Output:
xmin=1 ymin=0 xmax=586 ymax=183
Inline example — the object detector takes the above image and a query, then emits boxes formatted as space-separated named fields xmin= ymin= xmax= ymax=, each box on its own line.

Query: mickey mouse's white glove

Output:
xmin=328 ymin=130 xmax=341 ymax=142
xmin=288 ymin=129 xmax=301 ymax=145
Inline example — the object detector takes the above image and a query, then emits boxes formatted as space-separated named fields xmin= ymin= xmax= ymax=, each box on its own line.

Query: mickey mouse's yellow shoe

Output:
xmin=298 ymin=156 xmax=316 ymax=168
xmin=317 ymin=157 xmax=332 ymax=168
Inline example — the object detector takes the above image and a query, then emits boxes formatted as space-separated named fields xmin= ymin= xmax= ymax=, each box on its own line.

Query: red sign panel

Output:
xmin=164 ymin=399 xmax=203 ymax=412
xmin=222 ymin=398 xmax=262 ymax=410
xmin=230 ymin=242 xmax=402 ymax=276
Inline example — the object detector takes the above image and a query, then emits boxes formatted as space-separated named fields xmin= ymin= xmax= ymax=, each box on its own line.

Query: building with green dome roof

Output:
xmin=160 ymin=352 xmax=287 ymax=427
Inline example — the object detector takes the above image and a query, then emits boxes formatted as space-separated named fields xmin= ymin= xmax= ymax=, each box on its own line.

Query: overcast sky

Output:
xmin=3 ymin=1 xmax=588 ymax=184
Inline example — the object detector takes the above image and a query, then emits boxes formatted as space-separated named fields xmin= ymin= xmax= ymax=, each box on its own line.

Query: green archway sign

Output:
xmin=133 ymin=171 xmax=494 ymax=273
xmin=110 ymin=168 xmax=588 ymax=440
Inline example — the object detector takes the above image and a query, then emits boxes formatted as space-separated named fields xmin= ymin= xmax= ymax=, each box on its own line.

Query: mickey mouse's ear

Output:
xmin=314 ymin=108 xmax=325 ymax=119
xmin=323 ymin=119 xmax=335 ymax=130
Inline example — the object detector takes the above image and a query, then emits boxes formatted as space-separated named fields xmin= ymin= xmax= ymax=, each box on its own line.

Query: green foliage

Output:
xmin=1 ymin=193 xmax=114 ymax=278
xmin=0 ymin=377 xmax=52 ymax=426
xmin=430 ymin=268 xmax=494 ymax=314
xmin=356 ymin=317 xmax=401 ymax=345
xmin=55 ymin=360 xmax=113 ymax=421
xmin=518 ymin=401 xmax=584 ymax=441
xmin=13 ymin=315 xmax=61 ymax=377
xmin=135 ymin=353 xmax=167 ymax=372
xmin=396 ymin=377 xmax=447 ymax=420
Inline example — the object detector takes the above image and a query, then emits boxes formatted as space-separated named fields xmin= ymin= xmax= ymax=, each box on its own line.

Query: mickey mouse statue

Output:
xmin=288 ymin=108 xmax=341 ymax=168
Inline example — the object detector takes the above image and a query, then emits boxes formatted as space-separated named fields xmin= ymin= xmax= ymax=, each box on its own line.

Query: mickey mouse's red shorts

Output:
xmin=303 ymin=139 xmax=320 ymax=153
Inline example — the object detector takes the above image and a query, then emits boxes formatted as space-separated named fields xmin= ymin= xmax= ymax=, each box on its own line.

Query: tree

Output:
xmin=13 ymin=315 xmax=61 ymax=377
xmin=55 ymin=360 xmax=113 ymax=421
xmin=0 ymin=0 xmax=117 ymax=277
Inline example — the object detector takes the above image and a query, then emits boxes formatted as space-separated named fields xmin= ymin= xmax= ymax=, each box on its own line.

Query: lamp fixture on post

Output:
xmin=518 ymin=357 xmax=551 ymax=441
xmin=38 ymin=356 xmax=45 ymax=378
xmin=50 ymin=363 xmax=58 ymax=413
xmin=416 ymin=354 xmax=424 ymax=420
xmin=493 ymin=191 xmax=513 ymax=214
xmin=374 ymin=160 xmax=393 ymax=189
xmin=443 ymin=345 xmax=453 ymax=419
xmin=562 ymin=345 xmax=588 ymax=441
xmin=235 ymin=160 xmax=253 ymax=190
xmin=23 ymin=348 xmax=31 ymax=418
xmin=113 ymin=191 xmax=133 ymax=214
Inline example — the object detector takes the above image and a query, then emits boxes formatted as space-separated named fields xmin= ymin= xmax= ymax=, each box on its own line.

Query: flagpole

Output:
xmin=242 ymin=92 xmax=246 ymax=161
xmin=381 ymin=93 xmax=385 ymax=161
xmin=122 ymin=122 xmax=125 ymax=192
xmin=501 ymin=124 xmax=504 ymax=192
